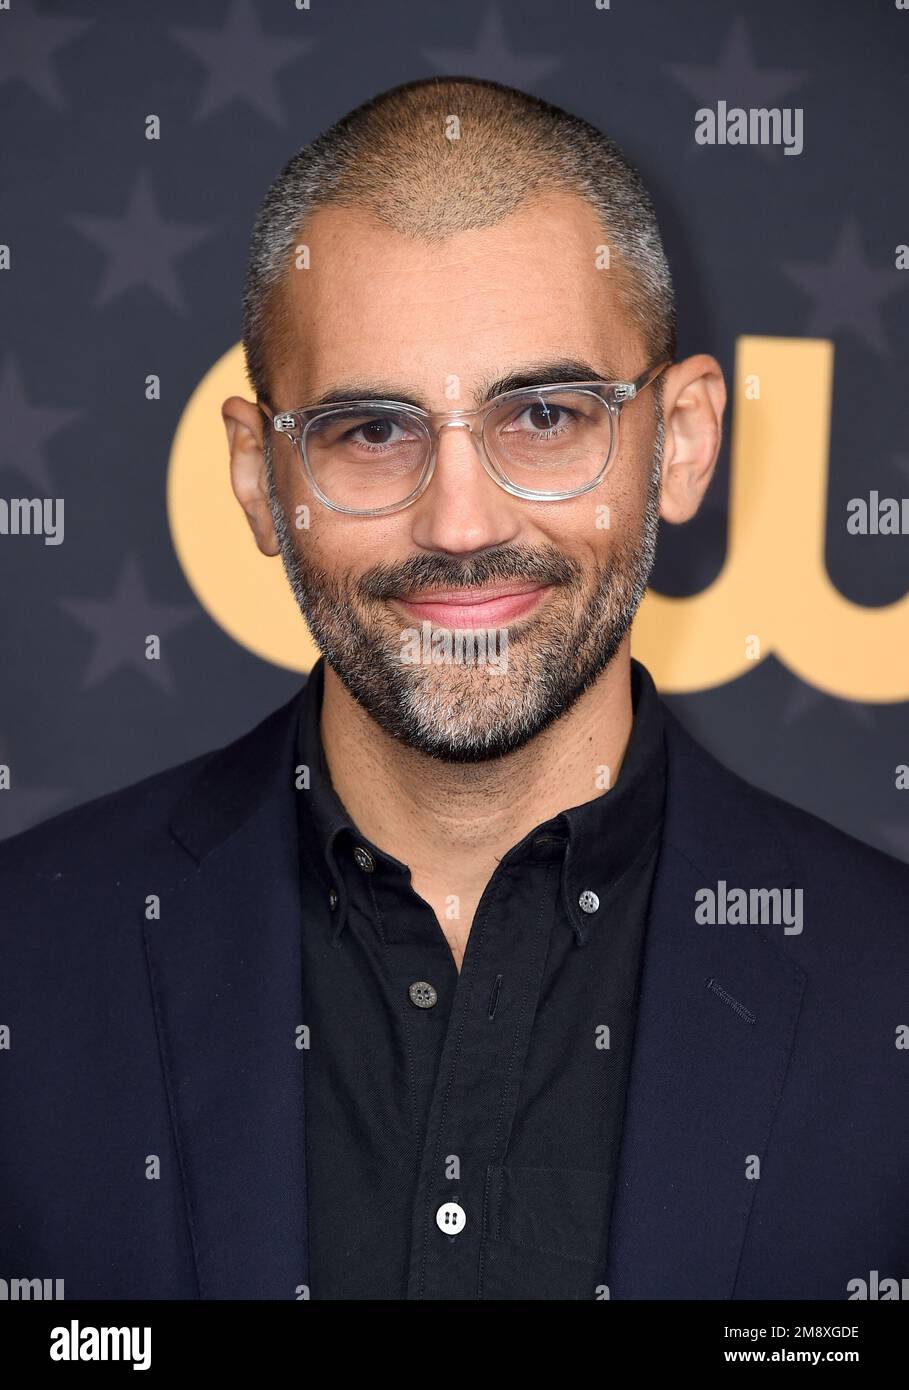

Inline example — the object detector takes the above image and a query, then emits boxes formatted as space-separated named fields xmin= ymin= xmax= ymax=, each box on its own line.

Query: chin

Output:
xmin=395 ymin=723 xmax=544 ymax=765
xmin=388 ymin=678 xmax=559 ymax=764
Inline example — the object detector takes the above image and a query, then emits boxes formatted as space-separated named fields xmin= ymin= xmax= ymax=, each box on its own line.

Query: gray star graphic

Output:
xmin=170 ymin=0 xmax=313 ymax=125
xmin=666 ymin=15 xmax=806 ymax=162
xmin=0 ymin=0 xmax=93 ymax=111
xmin=422 ymin=3 xmax=560 ymax=87
xmin=67 ymin=170 xmax=212 ymax=314
xmin=60 ymin=555 xmax=199 ymax=692
xmin=0 ymin=357 xmax=81 ymax=492
xmin=781 ymin=220 xmax=907 ymax=355
xmin=0 ymin=737 xmax=69 ymax=841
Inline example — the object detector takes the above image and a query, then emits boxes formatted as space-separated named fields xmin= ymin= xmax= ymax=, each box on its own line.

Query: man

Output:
xmin=1 ymin=77 xmax=907 ymax=1302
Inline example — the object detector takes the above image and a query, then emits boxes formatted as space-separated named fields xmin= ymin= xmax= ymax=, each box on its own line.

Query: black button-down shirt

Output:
xmin=294 ymin=657 xmax=667 ymax=1300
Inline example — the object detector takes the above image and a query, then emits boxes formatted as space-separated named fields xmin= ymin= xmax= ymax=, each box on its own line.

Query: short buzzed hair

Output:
xmin=242 ymin=76 xmax=676 ymax=408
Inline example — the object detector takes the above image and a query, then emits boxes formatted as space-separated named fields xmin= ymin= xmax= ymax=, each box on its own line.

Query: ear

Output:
xmin=658 ymin=354 xmax=726 ymax=524
xmin=221 ymin=395 xmax=281 ymax=557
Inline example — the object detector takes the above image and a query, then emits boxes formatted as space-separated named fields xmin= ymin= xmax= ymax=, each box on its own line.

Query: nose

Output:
xmin=407 ymin=416 xmax=521 ymax=555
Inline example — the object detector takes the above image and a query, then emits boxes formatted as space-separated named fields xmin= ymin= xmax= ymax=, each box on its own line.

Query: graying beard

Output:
xmin=264 ymin=419 xmax=663 ymax=759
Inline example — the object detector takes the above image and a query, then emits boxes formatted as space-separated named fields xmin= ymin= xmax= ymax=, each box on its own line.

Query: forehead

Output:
xmin=275 ymin=190 xmax=637 ymax=401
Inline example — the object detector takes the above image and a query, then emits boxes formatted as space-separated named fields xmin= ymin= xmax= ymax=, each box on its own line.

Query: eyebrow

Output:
xmin=295 ymin=357 xmax=622 ymax=412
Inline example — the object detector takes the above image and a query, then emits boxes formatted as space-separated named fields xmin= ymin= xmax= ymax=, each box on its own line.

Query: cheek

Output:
xmin=601 ymin=429 xmax=655 ymax=536
xmin=527 ymin=500 xmax=622 ymax=573
xmin=297 ymin=512 xmax=410 ymax=576
xmin=603 ymin=476 xmax=646 ymax=539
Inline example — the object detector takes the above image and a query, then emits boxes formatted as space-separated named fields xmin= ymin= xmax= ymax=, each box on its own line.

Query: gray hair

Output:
xmin=242 ymin=76 xmax=676 ymax=410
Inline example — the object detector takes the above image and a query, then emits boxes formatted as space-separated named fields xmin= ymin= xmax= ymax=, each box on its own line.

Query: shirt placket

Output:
xmin=360 ymin=876 xmax=460 ymax=1156
xmin=404 ymin=853 xmax=561 ymax=1300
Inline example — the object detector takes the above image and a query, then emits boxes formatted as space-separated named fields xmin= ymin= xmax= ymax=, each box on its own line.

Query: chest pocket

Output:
xmin=478 ymin=1165 xmax=612 ymax=1300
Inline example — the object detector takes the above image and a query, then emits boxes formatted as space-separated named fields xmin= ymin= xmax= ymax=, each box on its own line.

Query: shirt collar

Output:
xmin=295 ymin=656 xmax=666 ymax=947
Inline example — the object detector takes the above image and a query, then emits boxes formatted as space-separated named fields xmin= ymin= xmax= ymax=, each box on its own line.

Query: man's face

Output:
xmin=266 ymin=190 xmax=663 ymax=762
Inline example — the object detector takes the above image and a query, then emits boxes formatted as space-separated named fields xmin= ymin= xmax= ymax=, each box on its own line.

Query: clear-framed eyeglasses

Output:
xmin=259 ymin=359 xmax=670 ymax=518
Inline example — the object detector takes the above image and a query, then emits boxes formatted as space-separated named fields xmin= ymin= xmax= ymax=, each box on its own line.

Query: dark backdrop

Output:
xmin=1 ymin=0 xmax=907 ymax=860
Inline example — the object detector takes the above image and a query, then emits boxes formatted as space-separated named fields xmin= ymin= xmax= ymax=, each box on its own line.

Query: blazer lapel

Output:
xmin=143 ymin=692 xmax=310 ymax=1299
xmin=606 ymin=708 xmax=807 ymax=1298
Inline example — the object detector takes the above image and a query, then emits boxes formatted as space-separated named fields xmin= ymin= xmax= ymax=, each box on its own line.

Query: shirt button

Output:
xmin=328 ymin=888 xmax=338 ymax=910
xmin=408 ymin=981 xmax=438 ymax=1009
xmin=353 ymin=846 xmax=375 ymax=873
xmin=578 ymin=889 xmax=600 ymax=914
xmin=436 ymin=1202 xmax=467 ymax=1235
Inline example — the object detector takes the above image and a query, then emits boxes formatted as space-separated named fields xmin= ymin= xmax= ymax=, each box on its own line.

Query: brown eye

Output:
xmin=359 ymin=418 xmax=396 ymax=445
xmin=528 ymin=402 xmax=564 ymax=430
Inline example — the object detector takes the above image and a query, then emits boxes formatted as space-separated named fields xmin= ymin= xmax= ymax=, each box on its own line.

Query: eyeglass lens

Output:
xmin=302 ymin=389 xmax=615 ymax=510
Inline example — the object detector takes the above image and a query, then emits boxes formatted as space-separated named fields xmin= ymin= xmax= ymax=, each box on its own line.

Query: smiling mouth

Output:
xmin=392 ymin=582 xmax=551 ymax=627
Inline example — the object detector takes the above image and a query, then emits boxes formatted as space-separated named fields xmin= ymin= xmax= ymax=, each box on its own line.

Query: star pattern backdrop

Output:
xmin=1 ymin=0 xmax=907 ymax=859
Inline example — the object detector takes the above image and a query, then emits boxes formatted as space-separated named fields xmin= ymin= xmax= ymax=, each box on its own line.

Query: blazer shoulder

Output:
xmin=662 ymin=704 xmax=909 ymax=899
xmin=0 ymin=746 xmax=214 ymax=885
xmin=0 ymin=692 xmax=301 ymax=885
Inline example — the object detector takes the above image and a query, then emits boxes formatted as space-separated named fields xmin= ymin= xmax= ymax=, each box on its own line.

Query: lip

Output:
xmin=392 ymin=582 xmax=551 ymax=627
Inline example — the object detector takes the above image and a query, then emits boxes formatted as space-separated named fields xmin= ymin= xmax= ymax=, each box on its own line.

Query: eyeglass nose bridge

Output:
xmin=422 ymin=411 xmax=513 ymax=497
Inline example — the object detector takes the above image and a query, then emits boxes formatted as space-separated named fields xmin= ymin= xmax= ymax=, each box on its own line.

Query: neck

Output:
xmin=319 ymin=642 xmax=635 ymax=937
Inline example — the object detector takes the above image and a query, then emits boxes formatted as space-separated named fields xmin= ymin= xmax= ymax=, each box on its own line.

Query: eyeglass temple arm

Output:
xmin=626 ymin=359 xmax=672 ymax=398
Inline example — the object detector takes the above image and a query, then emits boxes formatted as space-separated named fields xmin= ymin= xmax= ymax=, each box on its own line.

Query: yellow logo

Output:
xmin=167 ymin=343 xmax=320 ymax=674
xmin=168 ymin=336 xmax=909 ymax=699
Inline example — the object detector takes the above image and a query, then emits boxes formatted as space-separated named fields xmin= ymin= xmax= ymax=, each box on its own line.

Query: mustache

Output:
xmin=357 ymin=545 xmax=582 ymax=601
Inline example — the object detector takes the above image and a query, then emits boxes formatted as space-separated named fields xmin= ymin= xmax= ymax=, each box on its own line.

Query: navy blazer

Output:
xmin=1 ymin=683 xmax=908 ymax=1300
